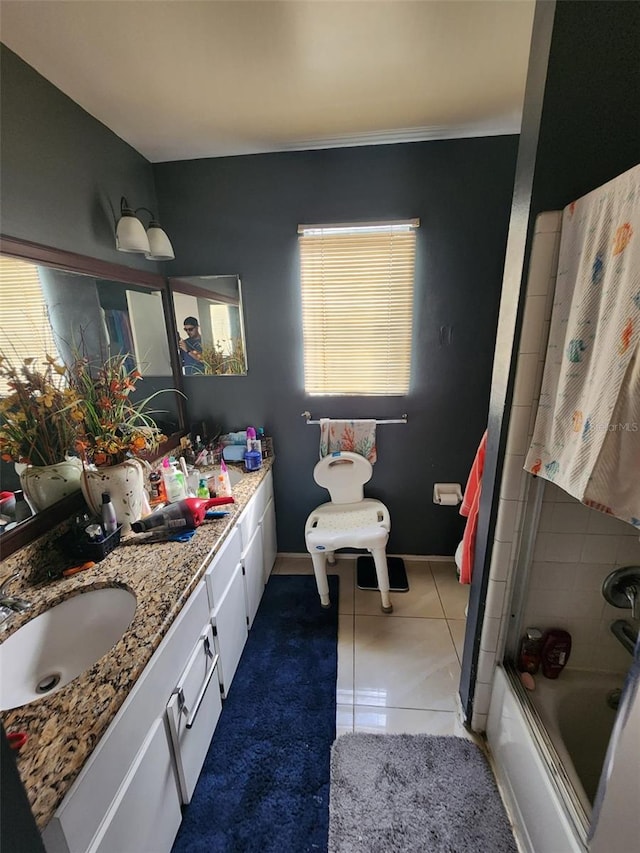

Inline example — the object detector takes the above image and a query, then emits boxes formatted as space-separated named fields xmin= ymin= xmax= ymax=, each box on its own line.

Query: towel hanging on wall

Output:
xmin=319 ymin=418 xmax=377 ymax=463
xmin=524 ymin=163 xmax=640 ymax=528
xmin=459 ymin=430 xmax=487 ymax=585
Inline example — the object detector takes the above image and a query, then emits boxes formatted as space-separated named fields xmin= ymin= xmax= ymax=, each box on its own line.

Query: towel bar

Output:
xmin=301 ymin=412 xmax=408 ymax=425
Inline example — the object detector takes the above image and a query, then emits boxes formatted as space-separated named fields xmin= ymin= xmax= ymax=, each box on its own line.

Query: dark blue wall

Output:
xmin=0 ymin=45 xmax=158 ymax=269
xmin=154 ymin=138 xmax=519 ymax=553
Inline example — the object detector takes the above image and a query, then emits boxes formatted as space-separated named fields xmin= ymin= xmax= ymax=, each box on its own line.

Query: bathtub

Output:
xmin=527 ymin=669 xmax=624 ymax=814
xmin=487 ymin=665 xmax=625 ymax=853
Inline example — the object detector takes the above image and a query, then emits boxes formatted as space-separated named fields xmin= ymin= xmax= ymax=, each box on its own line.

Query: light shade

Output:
xmin=145 ymin=221 xmax=175 ymax=261
xmin=115 ymin=198 xmax=150 ymax=254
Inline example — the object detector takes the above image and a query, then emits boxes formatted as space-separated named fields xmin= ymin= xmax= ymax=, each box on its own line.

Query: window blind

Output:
xmin=0 ymin=257 xmax=59 ymax=393
xmin=299 ymin=221 xmax=417 ymax=395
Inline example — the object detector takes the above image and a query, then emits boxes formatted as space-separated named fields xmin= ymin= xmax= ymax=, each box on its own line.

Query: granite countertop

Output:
xmin=0 ymin=459 xmax=273 ymax=830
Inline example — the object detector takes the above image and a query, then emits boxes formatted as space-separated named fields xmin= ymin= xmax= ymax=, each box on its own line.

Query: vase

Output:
xmin=80 ymin=458 xmax=146 ymax=534
xmin=19 ymin=458 xmax=83 ymax=512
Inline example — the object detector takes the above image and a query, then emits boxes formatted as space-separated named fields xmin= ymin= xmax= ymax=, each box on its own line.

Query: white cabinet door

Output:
xmin=166 ymin=623 xmax=222 ymax=803
xmin=242 ymin=525 xmax=265 ymax=628
xmin=212 ymin=560 xmax=248 ymax=697
xmin=88 ymin=717 xmax=181 ymax=853
xmin=261 ymin=496 xmax=277 ymax=583
xmin=204 ymin=524 xmax=242 ymax=610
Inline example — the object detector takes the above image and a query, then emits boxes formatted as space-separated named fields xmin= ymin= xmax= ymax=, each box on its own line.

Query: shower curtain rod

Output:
xmin=301 ymin=411 xmax=408 ymax=425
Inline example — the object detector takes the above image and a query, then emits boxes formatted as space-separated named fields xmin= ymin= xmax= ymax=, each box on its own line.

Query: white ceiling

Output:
xmin=0 ymin=0 xmax=535 ymax=163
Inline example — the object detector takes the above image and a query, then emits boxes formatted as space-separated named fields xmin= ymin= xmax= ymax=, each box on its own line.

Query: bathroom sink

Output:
xmin=0 ymin=587 xmax=136 ymax=711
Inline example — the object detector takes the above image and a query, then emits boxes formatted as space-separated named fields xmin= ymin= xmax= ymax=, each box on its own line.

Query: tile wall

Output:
xmin=523 ymin=482 xmax=640 ymax=673
xmin=471 ymin=209 xmax=640 ymax=730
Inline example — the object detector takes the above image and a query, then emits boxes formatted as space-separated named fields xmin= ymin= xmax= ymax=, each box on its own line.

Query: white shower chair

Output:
xmin=304 ymin=451 xmax=393 ymax=613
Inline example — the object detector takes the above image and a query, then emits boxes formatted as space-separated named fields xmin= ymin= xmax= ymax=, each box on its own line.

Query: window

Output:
xmin=298 ymin=220 xmax=418 ymax=395
xmin=0 ymin=257 xmax=59 ymax=393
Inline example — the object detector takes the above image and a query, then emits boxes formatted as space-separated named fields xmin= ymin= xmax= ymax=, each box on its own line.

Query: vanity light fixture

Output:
xmin=115 ymin=197 xmax=175 ymax=261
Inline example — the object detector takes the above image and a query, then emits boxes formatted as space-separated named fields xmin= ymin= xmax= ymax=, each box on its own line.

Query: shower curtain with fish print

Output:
xmin=524 ymin=164 xmax=640 ymax=528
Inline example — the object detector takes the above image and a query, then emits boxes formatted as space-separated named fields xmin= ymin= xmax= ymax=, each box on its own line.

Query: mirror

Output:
xmin=169 ymin=275 xmax=247 ymax=375
xmin=0 ymin=238 xmax=186 ymax=554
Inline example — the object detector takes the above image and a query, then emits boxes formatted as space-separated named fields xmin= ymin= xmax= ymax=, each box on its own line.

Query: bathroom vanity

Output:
xmin=0 ymin=462 xmax=276 ymax=853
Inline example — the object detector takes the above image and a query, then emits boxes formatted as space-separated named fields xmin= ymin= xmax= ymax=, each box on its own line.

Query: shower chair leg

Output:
xmin=310 ymin=552 xmax=331 ymax=607
xmin=371 ymin=546 xmax=393 ymax=613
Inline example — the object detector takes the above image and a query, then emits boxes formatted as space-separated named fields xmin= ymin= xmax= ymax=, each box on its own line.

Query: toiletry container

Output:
xmin=517 ymin=627 xmax=543 ymax=674
xmin=13 ymin=490 xmax=33 ymax=522
xmin=216 ymin=460 xmax=233 ymax=497
xmin=162 ymin=458 xmax=188 ymax=503
xmin=246 ymin=426 xmax=261 ymax=454
xmin=244 ymin=449 xmax=262 ymax=472
xmin=148 ymin=471 xmax=167 ymax=506
xmin=101 ymin=492 xmax=118 ymax=535
xmin=540 ymin=629 xmax=572 ymax=678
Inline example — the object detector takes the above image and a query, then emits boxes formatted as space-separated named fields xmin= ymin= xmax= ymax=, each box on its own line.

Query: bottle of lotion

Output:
xmin=540 ymin=629 xmax=572 ymax=678
xmin=162 ymin=457 xmax=187 ymax=503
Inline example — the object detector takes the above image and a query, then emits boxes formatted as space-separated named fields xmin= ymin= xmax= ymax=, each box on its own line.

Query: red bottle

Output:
xmin=540 ymin=629 xmax=571 ymax=678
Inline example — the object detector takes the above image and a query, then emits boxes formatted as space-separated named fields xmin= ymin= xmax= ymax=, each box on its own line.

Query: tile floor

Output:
xmin=272 ymin=555 xmax=473 ymax=738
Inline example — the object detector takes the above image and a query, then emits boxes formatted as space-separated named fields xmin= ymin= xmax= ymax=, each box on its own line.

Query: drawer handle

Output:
xmin=203 ymin=635 xmax=214 ymax=660
xmin=185 ymin=654 xmax=218 ymax=729
xmin=174 ymin=635 xmax=218 ymax=729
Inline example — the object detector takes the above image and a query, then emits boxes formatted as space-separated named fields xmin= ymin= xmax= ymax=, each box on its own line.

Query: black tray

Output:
xmin=62 ymin=525 xmax=122 ymax=563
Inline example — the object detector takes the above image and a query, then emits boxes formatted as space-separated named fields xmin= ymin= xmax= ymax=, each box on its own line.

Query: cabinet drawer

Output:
xmin=237 ymin=470 xmax=272 ymax=547
xmin=88 ymin=717 xmax=181 ymax=853
xmin=166 ymin=623 xmax=222 ymax=803
xmin=205 ymin=523 xmax=242 ymax=609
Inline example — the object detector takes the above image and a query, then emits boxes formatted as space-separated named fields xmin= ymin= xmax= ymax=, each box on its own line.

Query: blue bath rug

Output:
xmin=172 ymin=574 xmax=339 ymax=853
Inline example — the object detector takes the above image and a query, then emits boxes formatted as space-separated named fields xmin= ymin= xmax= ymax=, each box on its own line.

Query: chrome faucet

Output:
xmin=0 ymin=572 xmax=31 ymax=625
xmin=603 ymin=566 xmax=640 ymax=621
xmin=624 ymin=582 xmax=639 ymax=621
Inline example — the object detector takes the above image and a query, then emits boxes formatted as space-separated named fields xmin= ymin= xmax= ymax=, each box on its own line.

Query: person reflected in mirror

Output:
xmin=179 ymin=316 xmax=204 ymax=374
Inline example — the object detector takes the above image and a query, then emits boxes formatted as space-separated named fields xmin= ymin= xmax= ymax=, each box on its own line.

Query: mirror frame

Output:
xmin=0 ymin=234 xmax=188 ymax=559
xmin=169 ymin=274 xmax=248 ymax=376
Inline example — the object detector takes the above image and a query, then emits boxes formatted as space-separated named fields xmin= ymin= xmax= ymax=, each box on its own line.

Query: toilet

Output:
xmin=455 ymin=540 xmax=463 ymax=579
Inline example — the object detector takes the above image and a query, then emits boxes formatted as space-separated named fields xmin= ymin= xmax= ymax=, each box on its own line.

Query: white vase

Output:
xmin=80 ymin=459 xmax=146 ymax=534
xmin=19 ymin=458 xmax=83 ymax=512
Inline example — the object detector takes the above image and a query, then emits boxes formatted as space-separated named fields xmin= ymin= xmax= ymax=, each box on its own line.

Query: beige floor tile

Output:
xmin=336 ymin=704 xmax=354 ymax=736
xmin=337 ymin=614 xmax=354 ymax=704
xmin=333 ymin=559 xmax=355 ymax=615
xmin=354 ymin=615 xmax=461 ymax=712
xmin=354 ymin=560 xmax=444 ymax=618
xmin=352 ymin=705 xmax=474 ymax=738
xmin=448 ymin=619 xmax=467 ymax=664
xmin=431 ymin=560 xmax=469 ymax=619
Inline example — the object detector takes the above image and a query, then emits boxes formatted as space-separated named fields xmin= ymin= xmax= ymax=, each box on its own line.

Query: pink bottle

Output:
xmin=540 ymin=629 xmax=571 ymax=678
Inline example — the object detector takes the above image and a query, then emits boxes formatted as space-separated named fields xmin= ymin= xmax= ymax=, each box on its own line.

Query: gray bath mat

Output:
xmin=329 ymin=733 xmax=517 ymax=853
